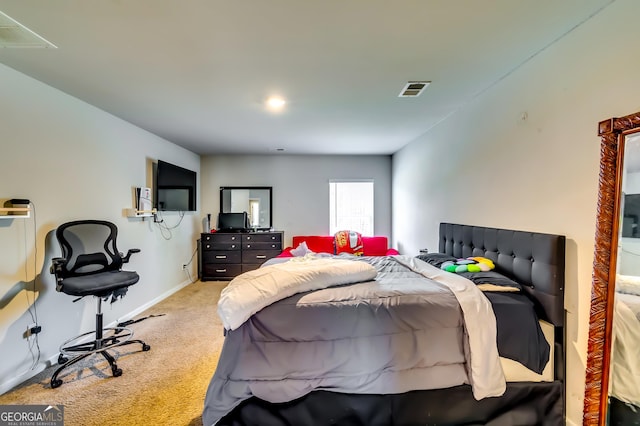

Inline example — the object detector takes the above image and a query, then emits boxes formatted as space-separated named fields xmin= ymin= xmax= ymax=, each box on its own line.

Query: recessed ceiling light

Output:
xmin=266 ymin=96 xmax=286 ymax=111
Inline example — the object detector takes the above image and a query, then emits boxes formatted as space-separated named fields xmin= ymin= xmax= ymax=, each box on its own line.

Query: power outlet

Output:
xmin=26 ymin=323 xmax=40 ymax=339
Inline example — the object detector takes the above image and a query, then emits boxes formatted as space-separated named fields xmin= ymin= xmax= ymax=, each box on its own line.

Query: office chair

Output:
xmin=49 ymin=220 xmax=150 ymax=388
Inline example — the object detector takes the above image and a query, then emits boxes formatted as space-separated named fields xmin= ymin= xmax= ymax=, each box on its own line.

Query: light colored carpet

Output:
xmin=0 ymin=281 xmax=227 ymax=426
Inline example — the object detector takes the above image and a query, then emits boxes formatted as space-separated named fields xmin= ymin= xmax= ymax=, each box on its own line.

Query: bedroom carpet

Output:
xmin=0 ymin=281 xmax=227 ymax=426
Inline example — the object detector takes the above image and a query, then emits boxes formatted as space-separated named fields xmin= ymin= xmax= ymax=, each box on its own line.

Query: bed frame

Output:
xmin=439 ymin=222 xmax=566 ymax=383
xmin=216 ymin=223 xmax=567 ymax=426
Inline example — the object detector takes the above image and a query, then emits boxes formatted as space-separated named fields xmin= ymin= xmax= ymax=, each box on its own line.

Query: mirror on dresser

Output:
xmin=220 ymin=186 xmax=272 ymax=230
xmin=584 ymin=111 xmax=640 ymax=425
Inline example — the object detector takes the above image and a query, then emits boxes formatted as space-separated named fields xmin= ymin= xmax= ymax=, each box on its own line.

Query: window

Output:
xmin=329 ymin=180 xmax=374 ymax=235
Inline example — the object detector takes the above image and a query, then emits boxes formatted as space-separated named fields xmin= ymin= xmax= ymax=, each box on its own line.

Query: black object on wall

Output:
xmin=155 ymin=160 xmax=197 ymax=212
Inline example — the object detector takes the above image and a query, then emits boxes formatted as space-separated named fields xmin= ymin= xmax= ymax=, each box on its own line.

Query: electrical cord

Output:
xmin=153 ymin=210 xmax=186 ymax=240
xmin=115 ymin=313 xmax=166 ymax=334
xmin=149 ymin=209 xmax=198 ymax=281
xmin=182 ymin=245 xmax=199 ymax=283
xmin=17 ymin=201 xmax=40 ymax=373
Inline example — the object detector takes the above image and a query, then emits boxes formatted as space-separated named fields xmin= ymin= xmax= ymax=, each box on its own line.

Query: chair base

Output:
xmin=51 ymin=330 xmax=150 ymax=388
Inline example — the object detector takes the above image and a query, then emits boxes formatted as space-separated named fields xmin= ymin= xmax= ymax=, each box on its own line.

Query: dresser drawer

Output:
xmin=201 ymin=241 xmax=240 ymax=251
xmin=202 ymin=264 xmax=242 ymax=279
xmin=243 ymin=233 xmax=282 ymax=243
xmin=243 ymin=241 xmax=281 ymax=250
xmin=242 ymin=249 xmax=281 ymax=265
xmin=202 ymin=250 xmax=242 ymax=264
xmin=202 ymin=233 xmax=242 ymax=244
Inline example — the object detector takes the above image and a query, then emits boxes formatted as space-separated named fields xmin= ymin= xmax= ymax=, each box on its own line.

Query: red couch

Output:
xmin=281 ymin=235 xmax=398 ymax=257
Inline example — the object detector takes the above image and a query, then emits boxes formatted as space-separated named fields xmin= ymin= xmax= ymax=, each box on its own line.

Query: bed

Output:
xmin=203 ymin=223 xmax=566 ymax=425
xmin=608 ymin=274 xmax=640 ymax=425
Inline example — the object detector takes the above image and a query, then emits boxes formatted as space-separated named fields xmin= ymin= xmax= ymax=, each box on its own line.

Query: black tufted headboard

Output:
xmin=439 ymin=223 xmax=566 ymax=327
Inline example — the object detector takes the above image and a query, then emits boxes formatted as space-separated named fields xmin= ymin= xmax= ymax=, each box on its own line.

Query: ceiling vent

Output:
xmin=0 ymin=11 xmax=57 ymax=48
xmin=398 ymin=81 xmax=431 ymax=97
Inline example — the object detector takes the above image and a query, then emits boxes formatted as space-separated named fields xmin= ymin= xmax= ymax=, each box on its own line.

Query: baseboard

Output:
xmin=0 ymin=278 xmax=194 ymax=396
xmin=113 ymin=278 xmax=193 ymax=326
xmin=0 ymin=353 xmax=60 ymax=396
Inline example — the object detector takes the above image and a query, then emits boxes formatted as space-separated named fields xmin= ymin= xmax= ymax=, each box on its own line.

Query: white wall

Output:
xmin=0 ymin=64 xmax=200 ymax=393
xmin=391 ymin=0 xmax=640 ymax=424
xmin=201 ymin=154 xmax=392 ymax=248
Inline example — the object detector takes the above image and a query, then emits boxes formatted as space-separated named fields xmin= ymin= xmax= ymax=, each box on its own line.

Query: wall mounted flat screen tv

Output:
xmin=623 ymin=193 xmax=640 ymax=238
xmin=155 ymin=160 xmax=197 ymax=212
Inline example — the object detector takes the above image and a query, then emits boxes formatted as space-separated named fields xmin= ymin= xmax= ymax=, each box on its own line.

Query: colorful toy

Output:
xmin=441 ymin=256 xmax=495 ymax=273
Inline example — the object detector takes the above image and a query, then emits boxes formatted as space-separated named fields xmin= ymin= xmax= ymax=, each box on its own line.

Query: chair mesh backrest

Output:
xmin=56 ymin=220 xmax=123 ymax=278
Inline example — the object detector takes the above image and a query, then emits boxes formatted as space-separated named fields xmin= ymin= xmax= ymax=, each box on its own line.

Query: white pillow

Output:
xmin=290 ymin=241 xmax=313 ymax=257
xmin=616 ymin=274 xmax=640 ymax=296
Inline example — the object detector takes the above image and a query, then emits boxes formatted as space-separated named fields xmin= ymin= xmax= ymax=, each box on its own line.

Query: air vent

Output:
xmin=0 ymin=11 xmax=57 ymax=48
xmin=398 ymin=81 xmax=431 ymax=97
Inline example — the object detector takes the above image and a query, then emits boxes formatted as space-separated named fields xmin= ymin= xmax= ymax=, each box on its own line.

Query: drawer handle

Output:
xmin=271 ymin=236 xmax=276 ymax=240
xmin=256 ymin=255 xmax=267 ymax=259
xmin=205 ymin=244 xmax=211 ymax=249
xmin=271 ymin=244 xmax=276 ymax=248
xmin=247 ymin=236 xmax=251 ymax=240
xmin=247 ymin=244 xmax=251 ymax=248
xmin=231 ymin=236 xmax=237 ymax=240
xmin=216 ymin=269 xmax=227 ymax=273
xmin=215 ymin=255 xmax=227 ymax=259
xmin=231 ymin=244 xmax=236 ymax=248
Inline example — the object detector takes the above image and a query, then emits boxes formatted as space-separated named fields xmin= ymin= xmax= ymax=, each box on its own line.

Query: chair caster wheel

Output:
xmin=51 ymin=379 xmax=63 ymax=389
xmin=58 ymin=354 xmax=68 ymax=365
xmin=142 ymin=344 xmax=151 ymax=351
xmin=112 ymin=368 xmax=123 ymax=377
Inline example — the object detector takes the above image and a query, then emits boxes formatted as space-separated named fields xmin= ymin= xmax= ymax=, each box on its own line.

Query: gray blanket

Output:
xmin=203 ymin=256 xmax=489 ymax=426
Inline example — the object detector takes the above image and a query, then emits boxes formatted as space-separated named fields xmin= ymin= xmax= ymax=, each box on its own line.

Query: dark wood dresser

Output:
xmin=199 ymin=231 xmax=283 ymax=281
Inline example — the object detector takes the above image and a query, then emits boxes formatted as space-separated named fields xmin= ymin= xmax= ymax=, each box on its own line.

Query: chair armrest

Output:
xmin=121 ymin=248 xmax=141 ymax=263
xmin=50 ymin=257 xmax=67 ymax=275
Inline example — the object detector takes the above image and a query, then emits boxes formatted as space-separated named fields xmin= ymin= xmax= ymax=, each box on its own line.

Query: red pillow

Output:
xmin=334 ymin=230 xmax=364 ymax=255
xmin=362 ymin=236 xmax=388 ymax=256
xmin=277 ymin=247 xmax=294 ymax=258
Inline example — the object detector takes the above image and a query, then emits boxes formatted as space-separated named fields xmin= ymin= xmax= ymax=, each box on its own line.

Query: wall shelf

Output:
xmin=125 ymin=208 xmax=157 ymax=218
xmin=0 ymin=206 xmax=31 ymax=219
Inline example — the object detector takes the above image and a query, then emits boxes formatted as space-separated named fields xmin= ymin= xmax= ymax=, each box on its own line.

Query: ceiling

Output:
xmin=0 ymin=0 xmax=614 ymax=156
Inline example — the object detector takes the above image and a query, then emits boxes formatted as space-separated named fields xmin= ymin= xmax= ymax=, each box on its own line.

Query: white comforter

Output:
xmin=218 ymin=255 xmax=378 ymax=330
xmin=611 ymin=274 xmax=640 ymax=406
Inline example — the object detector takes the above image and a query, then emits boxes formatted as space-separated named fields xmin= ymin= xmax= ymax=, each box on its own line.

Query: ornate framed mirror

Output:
xmin=584 ymin=111 xmax=640 ymax=425
xmin=219 ymin=186 xmax=272 ymax=230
